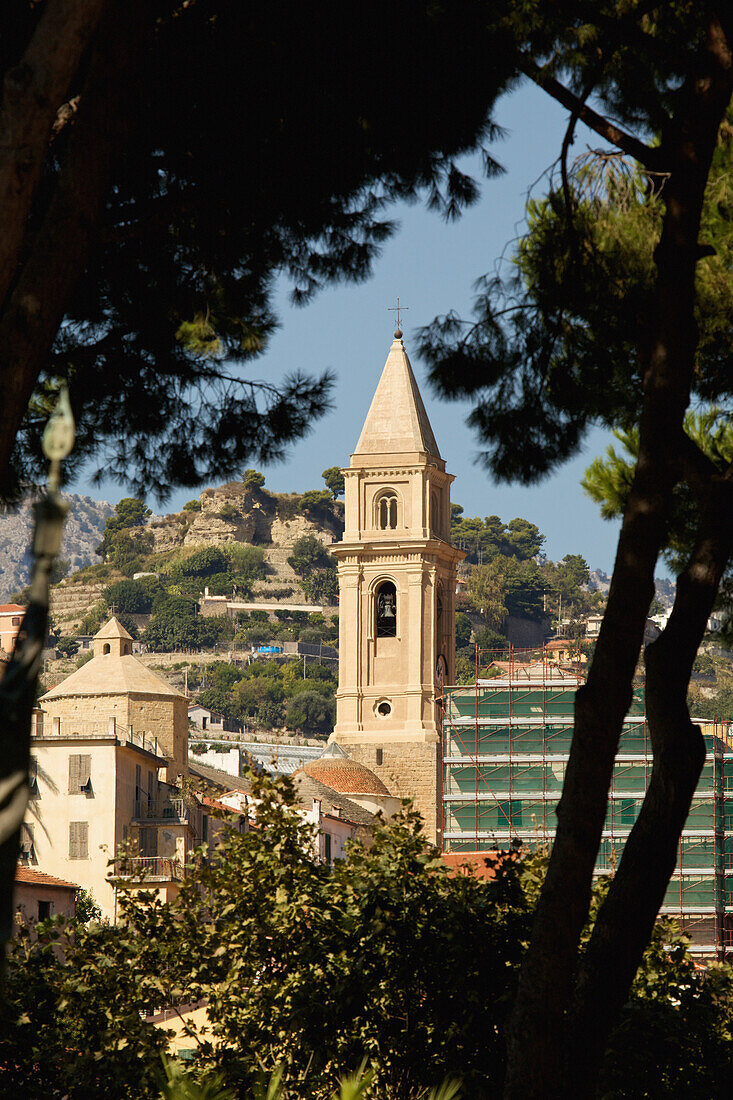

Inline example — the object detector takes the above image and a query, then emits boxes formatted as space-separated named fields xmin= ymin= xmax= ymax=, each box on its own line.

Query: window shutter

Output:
xmin=29 ymin=756 xmax=39 ymax=798
xmin=69 ymin=821 xmax=88 ymax=859
xmin=139 ymin=828 xmax=158 ymax=857
xmin=20 ymin=822 xmax=34 ymax=861
xmin=68 ymin=754 xmax=91 ymax=793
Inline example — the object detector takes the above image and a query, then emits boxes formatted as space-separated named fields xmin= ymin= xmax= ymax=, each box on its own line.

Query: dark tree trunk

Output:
xmin=504 ymin=14 xmax=733 ymax=1097
xmin=0 ymin=3 xmax=151 ymax=494
xmin=566 ymin=468 xmax=733 ymax=1090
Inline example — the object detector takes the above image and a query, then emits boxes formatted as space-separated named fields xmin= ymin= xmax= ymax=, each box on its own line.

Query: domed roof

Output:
xmin=40 ymin=655 xmax=185 ymax=700
xmin=41 ymin=616 xmax=186 ymax=702
xmin=298 ymin=743 xmax=389 ymax=796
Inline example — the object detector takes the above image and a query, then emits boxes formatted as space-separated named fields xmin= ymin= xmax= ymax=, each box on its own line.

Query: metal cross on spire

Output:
xmin=388 ymin=297 xmax=409 ymax=336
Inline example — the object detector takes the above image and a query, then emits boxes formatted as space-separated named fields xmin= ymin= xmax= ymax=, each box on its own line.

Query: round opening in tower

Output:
xmin=376 ymin=700 xmax=392 ymax=718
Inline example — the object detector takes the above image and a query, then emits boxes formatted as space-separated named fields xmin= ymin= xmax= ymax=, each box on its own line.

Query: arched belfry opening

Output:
xmin=375 ymin=580 xmax=397 ymax=638
xmin=376 ymin=490 xmax=398 ymax=530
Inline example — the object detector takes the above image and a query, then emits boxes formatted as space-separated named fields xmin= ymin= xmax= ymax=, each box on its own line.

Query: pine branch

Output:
xmin=517 ymin=54 xmax=666 ymax=173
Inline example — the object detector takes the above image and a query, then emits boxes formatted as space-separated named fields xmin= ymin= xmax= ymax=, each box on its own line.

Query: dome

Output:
xmin=298 ymin=743 xmax=388 ymax=796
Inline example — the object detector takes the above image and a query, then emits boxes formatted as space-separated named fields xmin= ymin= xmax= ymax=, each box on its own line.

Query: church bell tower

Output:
xmin=330 ymin=325 xmax=463 ymax=844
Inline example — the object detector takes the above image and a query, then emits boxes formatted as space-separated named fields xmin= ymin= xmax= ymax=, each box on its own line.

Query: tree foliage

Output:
xmin=419 ymin=106 xmax=733 ymax=485
xmin=285 ymin=689 xmax=336 ymax=736
xmin=2 ymin=2 xmax=515 ymax=501
xmin=583 ymin=410 xmax=733 ymax=639
xmin=288 ymin=535 xmax=339 ymax=605
xmin=3 ymin=777 xmax=733 ymax=1097
xmin=322 ymin=467 xmax=345 ymax=499
xmin=451 ymin=508 xmax=544 ymax=564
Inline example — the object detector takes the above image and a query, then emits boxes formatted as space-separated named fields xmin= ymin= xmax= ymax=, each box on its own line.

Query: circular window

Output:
xmin=376 ymin=700 xmax=392 ymax=718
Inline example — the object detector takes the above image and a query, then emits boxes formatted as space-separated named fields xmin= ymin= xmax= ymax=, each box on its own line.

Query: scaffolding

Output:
xmin=442 ymin=645 xmax=733 ymax=959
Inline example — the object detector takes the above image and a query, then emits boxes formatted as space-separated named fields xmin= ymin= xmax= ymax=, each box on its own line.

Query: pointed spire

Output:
xmin=353 ymin=334 xmax=441 ymax=459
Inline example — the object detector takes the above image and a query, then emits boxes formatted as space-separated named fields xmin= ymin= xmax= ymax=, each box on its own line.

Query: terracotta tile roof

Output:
xmin=440 ymin=850 xmax=518 ymax=880
xmin=15 ymin=867 xmax=79 ymax=890
xmin=0 ymin=604 xmax=25 ymax=614
xmin=298 ymin=756 xmax=389 ymax=796
xmin=203 ymin=795 xmax=244 ymax=815
xmin=294 ymin=773 xmax=376 ymax=828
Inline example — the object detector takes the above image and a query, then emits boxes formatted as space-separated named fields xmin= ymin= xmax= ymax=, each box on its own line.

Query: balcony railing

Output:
xmin=113 ymin=856 xmax=184 ymax=882
xmin=133 ymin=798 xmax=188 ymax=822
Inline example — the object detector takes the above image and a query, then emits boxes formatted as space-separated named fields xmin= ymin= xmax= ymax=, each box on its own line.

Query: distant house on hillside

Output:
xmin=0 ymin=603 xmax=25 ymax=655
xmin=188 ymin=703 xmax=239 ymax=734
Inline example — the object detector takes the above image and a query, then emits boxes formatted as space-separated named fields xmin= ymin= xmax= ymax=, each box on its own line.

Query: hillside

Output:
xmin=0 ymin=494 xmax=112 ymax=601
xmin=49 ymin=480 xmax=343 ymax=632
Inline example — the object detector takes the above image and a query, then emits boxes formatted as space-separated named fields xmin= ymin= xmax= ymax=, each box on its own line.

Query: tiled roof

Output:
xmin=0 ymin=604 xmax=25 ymax=613
xmin=440 ymin=850 xmax=513 ymax=880
xmin=294 ymin=773 xmax=376 ymax=828
xmin=298 ymin=756 xmax=388 ymax=796
xmin=40 ymin=653 xmax=185 ymax=700
xmin=189 ymin=761 xmax=253 ymax=794
xmin=203 ymin=795 xmax=244 ymax=815
xmin=15 ymin=867 xmax=79 ymax=890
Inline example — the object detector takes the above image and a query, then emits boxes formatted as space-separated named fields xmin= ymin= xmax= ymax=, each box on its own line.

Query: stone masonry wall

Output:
xmin=344 ymin=740 xmax=441 ymax=845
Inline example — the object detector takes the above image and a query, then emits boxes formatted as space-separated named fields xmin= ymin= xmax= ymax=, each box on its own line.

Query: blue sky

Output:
xmin=73 ymin=81 xmax=633 ymax=576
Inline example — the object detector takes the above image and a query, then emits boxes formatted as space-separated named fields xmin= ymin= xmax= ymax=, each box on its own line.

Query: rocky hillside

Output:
xmin=144 ymin=482 xmax=342 ymax=554
xmin=0 ymin=494 xmax=112 ymax=600
xmin=49 ymin=480 xmax=343 ymax=630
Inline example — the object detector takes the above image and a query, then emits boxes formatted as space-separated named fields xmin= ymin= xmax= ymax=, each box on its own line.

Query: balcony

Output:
xmin=133 ymin=797 xmax=188 ymax=823
xmin=113 ymin=856 xmax=184 ymax=882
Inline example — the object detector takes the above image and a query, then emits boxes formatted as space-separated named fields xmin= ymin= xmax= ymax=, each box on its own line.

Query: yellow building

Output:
xmin=40 ymin=617 xmax=188 ymax=781
xmin=25 ymin=618 xmax=198 ymax=920
xmin=330 ymin=328 xmax=462 ymax=843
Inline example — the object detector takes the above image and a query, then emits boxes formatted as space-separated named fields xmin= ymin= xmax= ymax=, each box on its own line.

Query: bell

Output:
xmin=382 ymin=597 xmax=395 ymax=619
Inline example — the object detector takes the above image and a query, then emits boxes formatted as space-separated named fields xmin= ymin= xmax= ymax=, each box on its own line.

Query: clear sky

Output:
xmin=72 ymin=82 xmax=633 ymax=576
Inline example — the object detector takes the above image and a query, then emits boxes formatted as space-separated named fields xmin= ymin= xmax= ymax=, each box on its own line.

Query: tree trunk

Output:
xmin=504 ymin=15 xmax=733 ymax=1097
xmin=0 ymin=0 xmax=105 ymax=309
xmin=566 ymin=468 xmax=733 ymax=1091
xmin=0 ymin=3 xmax=152 ymax=496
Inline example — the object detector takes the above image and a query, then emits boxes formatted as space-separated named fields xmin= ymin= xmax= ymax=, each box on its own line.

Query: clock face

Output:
xmin=436 ymin=654 xmax=448 ymax=689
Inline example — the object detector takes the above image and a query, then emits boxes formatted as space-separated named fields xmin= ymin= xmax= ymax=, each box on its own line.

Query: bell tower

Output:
xmin=330 ymin=326 xmax=463 ymax=844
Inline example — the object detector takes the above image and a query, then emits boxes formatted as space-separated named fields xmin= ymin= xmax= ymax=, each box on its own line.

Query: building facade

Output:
xmin=442 ymin=647 xmax=733 ymax=959
xmin=40 ymin=617 xmax=188 ymax=781
xmin=0 ymin=602 xmax=25 ymax=655
xmin=27 ymin=618 xmax=201 ymax=920
xmin=330 ymin=329 xmax=462 ymax=842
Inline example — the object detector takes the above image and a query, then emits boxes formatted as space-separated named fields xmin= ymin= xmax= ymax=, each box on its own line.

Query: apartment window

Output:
xmin=324 ymin=833 xmax=332 ymax=864
xmin=139 ymin=828 xmax=158 ymax=857
xmin=68 ymin=754 xmax=91 ymax=794
xmin=37 ymin=900 xmax=51 ymax=921
xmin=29 ymin=756 xmax=39 ymax=798
xmin=69 ymin=821 xmax=89 ymax=859
xmin=11 ymin=616 xmax=20 ymax=627
xmin=19 ymin=822 xmax=35 ymax=864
